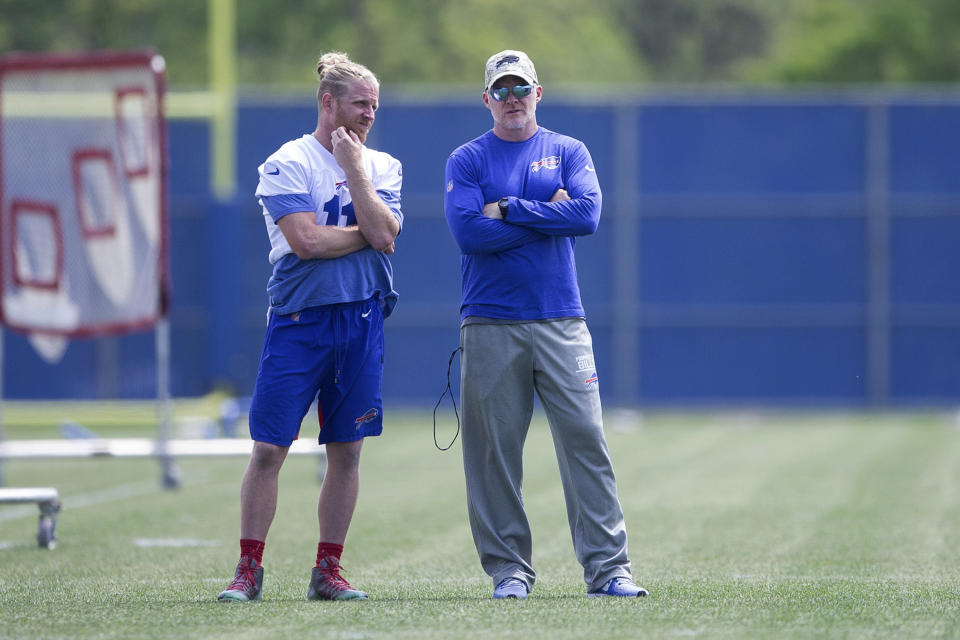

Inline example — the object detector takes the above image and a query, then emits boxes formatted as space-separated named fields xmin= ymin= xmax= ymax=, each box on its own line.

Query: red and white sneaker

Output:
xmin=217 ymin=557 xmax=263 ymax=602
xmin=307 ymin=556 xmax=368 ymax=601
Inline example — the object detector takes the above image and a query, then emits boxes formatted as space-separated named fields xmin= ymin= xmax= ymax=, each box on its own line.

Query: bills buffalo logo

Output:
xmin=584 ymin=373 xmax=599 ymax=387
xmin=576 ymin=354 xmax=595 ymax=371
xmin=496 ymin=55 xmax=521 ymax=68
xmin=530 ymin=156 xmax=561 ymax=172
xmin=355 ymin=408 xmax=379 ymax=427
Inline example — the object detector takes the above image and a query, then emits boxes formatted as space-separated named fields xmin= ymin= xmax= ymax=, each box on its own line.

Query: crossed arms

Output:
xmin=279 ymin=127 xmax=400 ymax=260
xmin=444 ymin=150 xmax=601 ymax=256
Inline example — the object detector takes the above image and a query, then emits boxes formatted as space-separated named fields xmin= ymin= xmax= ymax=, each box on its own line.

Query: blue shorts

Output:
xmin=249 ymin=298 xmax=385 ymax=446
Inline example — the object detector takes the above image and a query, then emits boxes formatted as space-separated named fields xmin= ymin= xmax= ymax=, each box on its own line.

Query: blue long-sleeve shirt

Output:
xmin=444 ymin=127 xmax=601 ymax=321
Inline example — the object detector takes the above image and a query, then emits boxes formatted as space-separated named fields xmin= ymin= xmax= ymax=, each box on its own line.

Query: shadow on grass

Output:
xmin=204 ymin=592 xmax=644 ymax=604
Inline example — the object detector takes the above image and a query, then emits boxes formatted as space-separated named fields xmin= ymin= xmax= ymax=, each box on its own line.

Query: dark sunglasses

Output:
xmin=489 ymin=85 xmax=533 ymax=101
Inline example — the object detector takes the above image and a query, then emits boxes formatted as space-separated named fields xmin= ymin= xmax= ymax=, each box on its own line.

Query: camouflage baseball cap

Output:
xmin=484 ymin=50 xmax=538 ymax=90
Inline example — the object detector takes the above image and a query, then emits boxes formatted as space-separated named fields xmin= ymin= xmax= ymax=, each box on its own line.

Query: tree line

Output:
xmin=0 ymin=0 xmax=957 ymax=89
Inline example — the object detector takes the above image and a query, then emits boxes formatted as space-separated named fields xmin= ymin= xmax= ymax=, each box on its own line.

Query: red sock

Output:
xmin=240 ymin=538 xmax=265 ymax=565
xmin=316 ymin=542 xmax=344 ymax=567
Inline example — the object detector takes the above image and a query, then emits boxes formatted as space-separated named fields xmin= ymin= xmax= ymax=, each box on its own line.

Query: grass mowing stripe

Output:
xmin=745 ymin=423 xmax=904 ymax=578
xmin=620 ymin=420 xmax=863 ymax=582
xmin=2 ymin=410 xmax=959 ymax=639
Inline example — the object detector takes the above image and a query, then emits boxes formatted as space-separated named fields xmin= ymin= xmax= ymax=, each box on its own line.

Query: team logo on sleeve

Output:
xmin=530 ymin=155 xmax=561 ymax=173
xmin=446 ymin=180 xmax=453 ymax=192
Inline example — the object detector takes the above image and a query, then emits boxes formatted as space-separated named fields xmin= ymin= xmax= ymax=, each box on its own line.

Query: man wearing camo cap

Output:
xmin=443 ymin=49 xmax=648 ymax=600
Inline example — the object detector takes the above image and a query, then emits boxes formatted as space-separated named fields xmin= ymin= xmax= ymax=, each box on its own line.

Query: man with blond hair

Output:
xmin=218 ymin=51 xmax=402 ymax=603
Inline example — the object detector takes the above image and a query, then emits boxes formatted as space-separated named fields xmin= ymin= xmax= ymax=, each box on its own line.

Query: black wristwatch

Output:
xmin=498 ymin=197 xmax=509 ymax=219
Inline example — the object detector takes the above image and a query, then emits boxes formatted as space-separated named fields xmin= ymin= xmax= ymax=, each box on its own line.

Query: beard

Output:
xmin=332 ymin=102 xmax=371 ymax=143
xmin=336 ymin=121 xmax=368 ymax=143
xmin=499 ymin=110 xmax=534 ymax=131
xmin=345 ymin=123 xmax=369 ymax=143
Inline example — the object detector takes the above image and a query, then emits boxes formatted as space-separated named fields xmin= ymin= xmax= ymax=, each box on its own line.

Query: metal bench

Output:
xmin=0 ymin=438 xmax=325 ymax=547
xmin=1 ymin=437 xmax=327 ymax=488
xmin=0 ymin=487 xmax=61 ymax=549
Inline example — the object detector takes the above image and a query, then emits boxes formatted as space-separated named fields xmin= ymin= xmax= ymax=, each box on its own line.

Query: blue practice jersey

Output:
xmin=444 ymin=127 xmax=601 ymax=321
xmin=255 ymin=134 xmax=403 ymax=317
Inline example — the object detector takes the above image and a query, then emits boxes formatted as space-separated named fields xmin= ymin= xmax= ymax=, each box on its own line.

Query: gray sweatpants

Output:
xmin=459 ymin=319 xmax=632 ymax=592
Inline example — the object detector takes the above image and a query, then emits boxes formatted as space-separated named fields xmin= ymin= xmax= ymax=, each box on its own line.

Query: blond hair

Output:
xmin=316 ymin=52 xmax=379 ymax=99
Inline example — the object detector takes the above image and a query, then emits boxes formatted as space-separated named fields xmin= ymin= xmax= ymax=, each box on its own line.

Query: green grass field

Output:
xmin=1 ymin=404 xmax=959 ymax=639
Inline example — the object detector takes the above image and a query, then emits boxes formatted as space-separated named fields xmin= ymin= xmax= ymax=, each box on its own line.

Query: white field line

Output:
xmin=0 ymin=482 xmax=156 ymax=523
xmin=132 ymin=538 xmax=218 ymax=548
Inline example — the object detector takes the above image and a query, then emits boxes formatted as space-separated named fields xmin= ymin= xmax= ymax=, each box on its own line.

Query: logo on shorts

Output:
xmin=530 ymin=155 xmax=561 ymax=173
xmin=585 ymin=372 xmax=599 ymax=387
xmin=575 ymin=354 xmax=595 ymax=372
xmin=355 ymin=408 xmax=379 ymax=428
